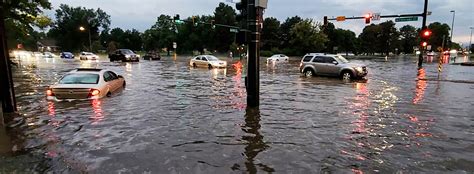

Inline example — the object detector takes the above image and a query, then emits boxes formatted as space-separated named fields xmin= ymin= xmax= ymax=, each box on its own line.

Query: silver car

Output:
xmin=299 ymin=53 xmax=368 ymax=80
xmin=189 ymin=55 xmax=227 ymax=69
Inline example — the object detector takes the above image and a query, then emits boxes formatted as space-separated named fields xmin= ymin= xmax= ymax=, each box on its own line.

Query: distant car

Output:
xmin=109 ymin=49 xmax=140 ymax=62
xmin=33 ymin=52 xmax=43 ymax=58
xmin=426 ymin=51 xmax=435 ymax=57
xmin=189 ymin=55 xmax=227 ymax=69
xmin=299 ymin=53 xmax=368 ymax=80
xmin=46 ymin=68 xmax=126 ymax=101
xmin=143 ymin=51 xmax=161 ymax=60
xmin=60 ymin=52 xmax=75 ymax=59
xmin=43 ymin=52 xmax=55 ymax=58
xmin=266 ymin=54 xmax=289 ymax=63
xmin=79 ymin=52 xmax=99 ymax=60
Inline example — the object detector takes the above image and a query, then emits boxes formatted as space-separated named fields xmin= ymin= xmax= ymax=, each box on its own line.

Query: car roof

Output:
xmin=70 ymin=68 xmax=105 ymax=74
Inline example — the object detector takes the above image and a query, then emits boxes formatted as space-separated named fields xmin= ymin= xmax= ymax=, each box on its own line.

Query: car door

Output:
xmin=323 ymin=56 xmax=340 ymax=76
xmin=200 ymin=57 xmax=209 ymax=67
xmin=103 ymin=71 xmax=118 ymax=92
xmin=193 ymin=57 xmax=201 ymax=66
xmin=108 ymin=71 xmax=122 ymax=91
xmin=311 ymin=56 xmax=325 ymax=74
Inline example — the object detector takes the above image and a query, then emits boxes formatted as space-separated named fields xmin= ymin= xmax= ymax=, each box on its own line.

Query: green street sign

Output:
xmin=230 ymin=28 xmax=238 ymax=33
xmin=174 ymin=20 xmax=185 ymax=24
xmin=395 ymin=17 xmax=418 ymax=22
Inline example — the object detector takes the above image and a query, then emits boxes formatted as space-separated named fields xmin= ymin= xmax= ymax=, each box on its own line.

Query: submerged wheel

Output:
xmin=303 ymin=69 xmax=314 ymax=77
xmin=341 ymin=71 xmax=353 ymax=80
xmin=208 ymin=64 xmax=212 ymax=69
xmin=193 ymin=63 xmax=197 ymax=68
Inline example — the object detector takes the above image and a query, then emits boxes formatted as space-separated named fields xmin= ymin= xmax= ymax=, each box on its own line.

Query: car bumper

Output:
xmin=47 ymin=96 xmax=100 ymax=101
xmin=123 ymin=57 xmax=139 ymax=62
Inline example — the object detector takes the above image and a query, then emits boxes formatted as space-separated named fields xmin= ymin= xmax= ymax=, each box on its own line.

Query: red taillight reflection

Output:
xmin=46 ymin=89 xmax=54 ymax=96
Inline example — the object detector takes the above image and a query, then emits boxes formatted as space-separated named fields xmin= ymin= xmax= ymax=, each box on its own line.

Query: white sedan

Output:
xmin=266 ymin=54 xmax=289 ymax=63
xmin=79 ymin=52 xmax=99 ymax=60
xmin=189 ymin=55 xmax=227 ymax=69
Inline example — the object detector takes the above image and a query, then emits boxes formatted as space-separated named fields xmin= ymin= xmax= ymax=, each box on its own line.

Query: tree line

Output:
xmin=4 ymin=2 xmax=465 ymax=56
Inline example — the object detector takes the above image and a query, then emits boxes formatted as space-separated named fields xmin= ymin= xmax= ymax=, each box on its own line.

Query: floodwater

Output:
xmin=1 ymin=55 xmax=473 ymax=173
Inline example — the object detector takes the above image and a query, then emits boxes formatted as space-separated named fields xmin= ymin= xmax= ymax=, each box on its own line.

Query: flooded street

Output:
xmin=1 ymin=55 xmax=474 ymax=173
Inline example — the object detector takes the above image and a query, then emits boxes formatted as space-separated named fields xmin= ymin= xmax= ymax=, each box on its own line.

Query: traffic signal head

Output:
xmin=236 ymin=0 xmax=248 ymax=22
xmin=364 ymin=14 xmax=371 ymax=24
xmin=421 ymin=29 xmax=432 ymax=38
xmin=421 ymin=41 xmax=428 ymax=47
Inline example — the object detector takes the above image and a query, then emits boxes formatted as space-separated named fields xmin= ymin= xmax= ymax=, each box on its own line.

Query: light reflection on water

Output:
xmin=1 ymin=56 xmax=474 ymax=173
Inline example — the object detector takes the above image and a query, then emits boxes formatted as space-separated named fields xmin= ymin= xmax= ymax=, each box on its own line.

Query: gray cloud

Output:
xmin=47 ymin=0 xmax=473 ymax=44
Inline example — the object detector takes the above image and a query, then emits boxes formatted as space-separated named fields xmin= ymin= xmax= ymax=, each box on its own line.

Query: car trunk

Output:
xmin=52 ymin=88 xmax=91 ymax=99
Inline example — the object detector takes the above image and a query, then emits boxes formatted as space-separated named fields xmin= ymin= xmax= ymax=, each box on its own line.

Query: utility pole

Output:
xmin=449 ymin=10 xmax=455 ymax=49
xmin=418 ymin=0 xmax=429 ymax=68
xmin=0 ymin=4 xmax=17 ymax=113
xmin=469 ymin=27 xmax=473 ymax=53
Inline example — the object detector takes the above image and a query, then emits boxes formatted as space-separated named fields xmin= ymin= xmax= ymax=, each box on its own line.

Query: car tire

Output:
xmin=106 ymin=92 xmax=112 ymax=97
xmin=341 ymin=71 xmax=353 ymax=80
xmin=193 ymin=63 xmax=197 ymax=68
xmin=303 ymin=69 xmax=314 ymax=77
xmin=208 ymin=64 xmax=212 ymax=69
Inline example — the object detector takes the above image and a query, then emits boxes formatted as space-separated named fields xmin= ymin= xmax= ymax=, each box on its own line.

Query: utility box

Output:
xmin=255 ymin=0 xmax=268 ymax=8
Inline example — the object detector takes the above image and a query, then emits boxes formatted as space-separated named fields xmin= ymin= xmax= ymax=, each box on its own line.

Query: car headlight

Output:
xmin=355 ymin=67 xmax=363 ymax=72
xmin=136 ymin=55 xmax=140 ymax=58
xmin=125 ymin=55 xmax=131 ymax=58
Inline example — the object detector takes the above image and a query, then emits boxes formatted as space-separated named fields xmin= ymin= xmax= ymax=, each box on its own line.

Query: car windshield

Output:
xmin=335 ymin=55 xmax=349 ymax=63
xmin=206 ymin=56 xmax=219 ymax=61
xmin=59 ymin=73 xmax=99 ymax=84
xmin=121 ymin=49 xmax=134 ymax=54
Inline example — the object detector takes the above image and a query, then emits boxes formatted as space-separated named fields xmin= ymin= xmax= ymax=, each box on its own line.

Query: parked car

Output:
xmin=79 ymin=52 xmax=99 ymax=60
xmin=46 ymin=68 xmax=126 ymax=101
xmin=299 ymin=53 xmax=368 ymax=80
xmin=266 ymin=54 xmax=289 ymax=63
xmin=109 ymin=49 xmax=140 ymax=62
xmin=43 ymin=52 xmax=55 ymax=58
xmin=189 ymin=55 xmax=227 ymax=69
xmin=60 ymin=52 xmax=75 ymax=59
xmin=143 ymin=51 xmax=161 ymax=60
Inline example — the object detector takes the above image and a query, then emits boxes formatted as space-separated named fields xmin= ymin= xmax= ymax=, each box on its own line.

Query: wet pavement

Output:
xmin=1 ymin=55 xmax=474 ymax=173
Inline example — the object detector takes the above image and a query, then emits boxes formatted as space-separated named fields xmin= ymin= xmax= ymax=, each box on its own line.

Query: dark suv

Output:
xmin=299 ymin=53 xmax=368 ymax=80
xmin=109 ymin=49 xmax=140 ymax=62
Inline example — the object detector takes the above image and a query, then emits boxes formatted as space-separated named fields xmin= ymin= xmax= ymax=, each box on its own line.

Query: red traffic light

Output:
xmin=364 ymin=14 xmax=371 ymax=24
xmin=421 ymin=29 xmax=432 ymax=38
xmin=364 ymin=14 xmax=371 ymax=19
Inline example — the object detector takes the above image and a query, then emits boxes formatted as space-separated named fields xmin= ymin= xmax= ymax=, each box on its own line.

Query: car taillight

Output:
xmin=88 ymin=89 xmax=100 ymax=97
xmin=46 ymin=88 xmax=54 ymax=96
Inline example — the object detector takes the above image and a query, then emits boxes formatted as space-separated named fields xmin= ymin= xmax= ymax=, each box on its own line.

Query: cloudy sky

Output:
xmin=47 ymin=0 xmax=473 ymax=45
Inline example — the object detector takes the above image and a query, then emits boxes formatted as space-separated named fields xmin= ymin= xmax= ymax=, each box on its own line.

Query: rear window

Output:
xmin=302 ymin=56 xmax=313 ymax=62
xmin=59 ymin=73 xmax=99 ymax=84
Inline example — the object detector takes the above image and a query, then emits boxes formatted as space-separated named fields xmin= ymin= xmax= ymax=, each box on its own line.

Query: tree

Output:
xmin=261 ymin=17 xmax=280 ymax=51
xmin=289 ymin=19 xmax=328 ymax=55
xmin=428 ymin=22 xmax=450 ymax=50
xmin=2 ymin=0 xmax=52 ymax=49
xmin=359 ymin=24 xmax=380 ymax=55
xmin=213 ymin=3 xmax=236 ymax=52
xmin=279 ymin=16 xmax=302 ymax=52
xmin=48 ymin=4 xmax=111 ymax=52
xmin=399 ymin=25 xmax=418 ymax=54
xmin=379 ymin=21 xmax=399 ymax=56
xmin=150 ymin=14 xmax=177 ymax=55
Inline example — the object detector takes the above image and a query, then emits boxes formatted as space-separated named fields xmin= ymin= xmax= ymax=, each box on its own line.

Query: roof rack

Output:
xmin=76 ymin=68 xmax=102 ymax=72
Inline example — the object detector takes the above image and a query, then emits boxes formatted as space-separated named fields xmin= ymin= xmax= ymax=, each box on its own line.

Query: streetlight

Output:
xmin=469 ymin=27 xmax=474 ymax=54
xmin=79 ymin=26 xmax=92 ymax=52
xmin=450 ymin=10 xmax=455 ymax=49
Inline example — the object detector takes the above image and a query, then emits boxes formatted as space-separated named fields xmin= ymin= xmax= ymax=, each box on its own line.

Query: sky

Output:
xmin=47 ymin=0 xmax=474 ymax=45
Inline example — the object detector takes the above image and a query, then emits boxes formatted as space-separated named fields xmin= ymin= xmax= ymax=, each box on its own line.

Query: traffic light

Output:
xmin=421 ymin=41 xmax=428 ymax=47
xmin=323 ymin=16 xmax=328 ymax=26
xmin=236 ymin=0 xmax=248 ymax=22
xmin=421 ymin=29 xmax=432 ymax=39
xmin=364 ymin=14 xmax=371 ymax=24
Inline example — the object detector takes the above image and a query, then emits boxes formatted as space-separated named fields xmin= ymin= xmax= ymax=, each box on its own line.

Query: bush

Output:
xmin=260 ymin=50 xmax=273 ymax=57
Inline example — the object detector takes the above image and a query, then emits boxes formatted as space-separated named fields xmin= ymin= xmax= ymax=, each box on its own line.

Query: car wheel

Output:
xmin=106 ymin=92 xmax=112 ymax=97
xmin=303 ymin=69 xmax=314 ymax=77
xmin=193 ymin=63 xmax=197 ymax=68
xmin=276 ymin=59 xmax=279 ymax=61
xmin=341 ymin=71 xmax=353 ymax=80
xmin=123 ymin=81 xmax=126 ymax=88
xmin=208 ymin=64 xmax=213 ymax=69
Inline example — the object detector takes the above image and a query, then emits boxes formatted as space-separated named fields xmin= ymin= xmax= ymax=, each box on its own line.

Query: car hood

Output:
xmin=51 ymin=84 xmax=100 ymax=89
xmin=210 ymin=60 xmax=226 ymax=64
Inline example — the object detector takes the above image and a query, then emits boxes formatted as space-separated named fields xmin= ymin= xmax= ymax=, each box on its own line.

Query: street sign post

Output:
xmin=372 ymin=13 xmax=381 ymax=21
xmin=395 ymin=17 xmax=418 ymax=22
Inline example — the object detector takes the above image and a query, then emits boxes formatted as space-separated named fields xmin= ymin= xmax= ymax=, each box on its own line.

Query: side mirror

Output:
xmin=118 ymin=75 xmax=124 ymax=79
xmin=332 ymin=61 xmax=338 ymax=65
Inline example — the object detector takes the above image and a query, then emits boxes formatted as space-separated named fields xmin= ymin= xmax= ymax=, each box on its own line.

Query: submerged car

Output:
xmin=109 ymin=49 xmax=140 ymax=62
xmin=43 ymin=52 xmax=55 ymax=58
xmin=60 ymin=52 xmax=75 ymax=59
xmin=189 ymin=55 xmax=227 ymax=68
xmin=79 ymin=52 xmax=99 ymax=60
xmin=46 ymin=68 xmax=126 ymax=101
xmin=266 ymin=54 xmax=289 ymax=63
xmin=143 ymin=51 xmax=161 ymax=60
xmin=299 ymin=53 xmax=368 ymax=80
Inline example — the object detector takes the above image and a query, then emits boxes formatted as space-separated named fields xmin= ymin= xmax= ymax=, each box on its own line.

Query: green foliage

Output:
xmin=359 ymin=21 xmax=399 ymax=55
xmin=48 ymin=4 xmax=111 ymax=52
xmin=428 ymin=22 xmax=451 ymax=50
xmin=289 ymin=19 xmax=328 ymax=56
xmin=260 ymin=50 xmax=273 ymax=57
xmin=213 ymin=3 xmax=236 ymax=52
xmin=261 ymin=17 xmax=281 ymax=51
xmin=399 ymin=25 xmax=418 ymax=53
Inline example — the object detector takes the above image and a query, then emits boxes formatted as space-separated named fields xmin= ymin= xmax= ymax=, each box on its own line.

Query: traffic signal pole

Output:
xmin=0 ymin=5 xmax=17 ymax=114
xmin=246 ymin=0 xmax=261 ymax=107
xmin=418 ymin=0 xmax=428 ymax=68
